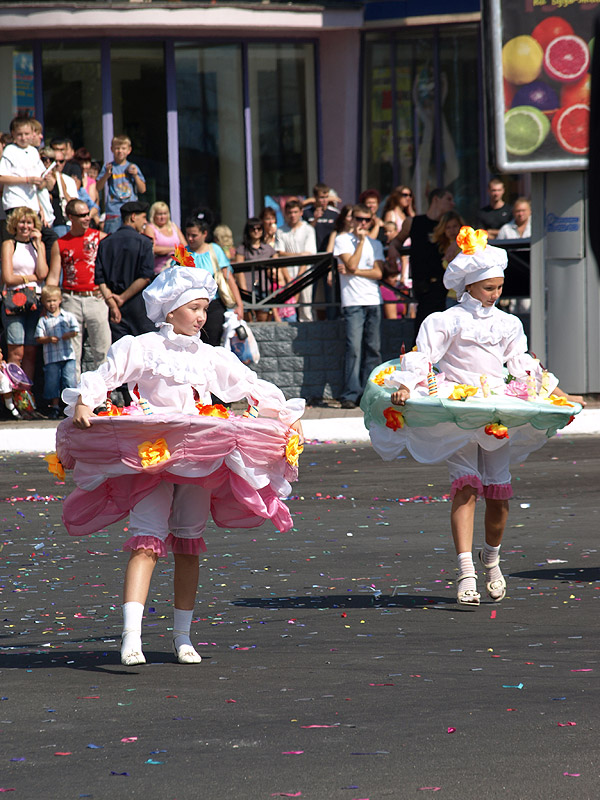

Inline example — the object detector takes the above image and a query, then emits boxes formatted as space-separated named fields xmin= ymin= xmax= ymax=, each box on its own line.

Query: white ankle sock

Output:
xmin=457 ymin=552 xmax=477 ymax=594
xmin=482 ymin=543 xmax=503 ymax=583
xmin=173 ymin=608 xmax=194 ymax=650
xmin=121 ymin=601 xmax=144 ymax=654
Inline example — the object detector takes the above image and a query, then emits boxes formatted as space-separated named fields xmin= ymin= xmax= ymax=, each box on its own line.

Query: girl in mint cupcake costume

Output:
xmin=363 ymin=227 xmax=583 ymax=608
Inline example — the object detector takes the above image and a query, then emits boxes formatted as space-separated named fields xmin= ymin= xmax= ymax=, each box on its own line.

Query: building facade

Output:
xmin=1 ymin=1 xmax=504 ymax=235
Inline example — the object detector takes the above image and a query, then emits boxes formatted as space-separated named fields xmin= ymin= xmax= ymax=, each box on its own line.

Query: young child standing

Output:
xmin=96 ymin=135 xmax=146 ymax=234
xmin=35 ymin=286 xmax=79 ymax=419
xmin=366 ymin=228 xmax=583 ymax=608
xmin=0 ymin=346 xmax=20 ymax=418
xmin=60 ymin=267 xmax=304 ymax=665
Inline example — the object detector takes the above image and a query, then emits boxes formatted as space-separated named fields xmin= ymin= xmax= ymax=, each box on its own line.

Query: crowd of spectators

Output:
xmin=0 ymin=113 xmax=531 ymax=416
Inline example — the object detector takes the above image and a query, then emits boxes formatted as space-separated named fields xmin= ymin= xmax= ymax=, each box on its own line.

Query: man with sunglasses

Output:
xmin=47 ymin=199 xmax=110 ymax=378
xmin=333 ymin=203 xmax=384 ymax=409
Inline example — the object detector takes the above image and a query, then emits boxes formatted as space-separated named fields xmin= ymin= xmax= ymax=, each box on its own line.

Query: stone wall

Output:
xmin=249 ymin=318 xmax=417 ymax=401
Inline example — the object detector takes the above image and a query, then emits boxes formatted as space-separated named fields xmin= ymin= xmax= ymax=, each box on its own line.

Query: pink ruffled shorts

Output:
xmin=447 ymin=442 xmax=512 ymax=501
xmin=123 ymin=482 xmax=210 ymax=558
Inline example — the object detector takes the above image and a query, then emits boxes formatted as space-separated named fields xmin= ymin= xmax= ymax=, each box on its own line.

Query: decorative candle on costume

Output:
xmin=427 ymin=365 xmax=438 ymax=396
xmin=139 ymin=397 xmax=153 ymax=415
xmin=480 ymin=374 xmax=490 ymax=398
xmin=525 ymin=371 xmax=537 ymax=401
xmin=539 ymin=370 xmax=550 ymax=399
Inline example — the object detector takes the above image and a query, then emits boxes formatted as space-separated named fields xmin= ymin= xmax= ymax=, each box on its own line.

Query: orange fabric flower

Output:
xmin=448 ymin=384 xmax=479 ymax=401
xmin=456 ymin=226 xmax=488 ymax=255
xmin=138 ymin=438 xmax=171 ymax=468
xmin=383 ymin=407 xmax=405 ymax=431
xmin=44 ymin=453 xmax=65 ymax=481
xmin=173 ymin=244 xmax=195 ymax=268
xmin=372 ymin=366 xmax=396 ymax=386
xmin=196 ymin=403 xmax=230 ymax=418
xmin=97 ymin=401 xmax=122 ymax=417
xmin=286 ymin=434 xmax=304 ymax=467
xmin=549 ymin=395 xmax=574 ymax=407
xmin=484 ymin=423 xmax=509 ymax=440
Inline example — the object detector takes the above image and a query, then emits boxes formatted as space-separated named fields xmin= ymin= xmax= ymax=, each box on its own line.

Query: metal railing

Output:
xmin=232 ymin=252 xmax=336 ymax=311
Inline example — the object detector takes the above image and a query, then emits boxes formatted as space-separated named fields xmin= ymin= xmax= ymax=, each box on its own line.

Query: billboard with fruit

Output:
xmin=486 ymin=0 xmax=592 ymax=171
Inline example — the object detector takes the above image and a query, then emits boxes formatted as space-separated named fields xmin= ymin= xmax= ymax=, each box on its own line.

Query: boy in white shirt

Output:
xmin=333 ymin=204 xmax=384 ymax=408
xmin=0 ymin=115 xmax=56 ymax=255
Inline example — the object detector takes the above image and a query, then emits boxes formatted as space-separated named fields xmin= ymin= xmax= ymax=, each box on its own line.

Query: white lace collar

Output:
xmin=459 ymin=292 xmax=496 ymax=319
xmin=156 ymin=322 xmax=202 ymax=350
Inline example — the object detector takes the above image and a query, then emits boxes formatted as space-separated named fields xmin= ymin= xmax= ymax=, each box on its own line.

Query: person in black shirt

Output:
xmin=95 ymin=201 xmax=155 ymax=341
xmin=393 ymin=188 xmax=455 ymax=330
xmin=477 ymin=178 xmax=512 ymax=239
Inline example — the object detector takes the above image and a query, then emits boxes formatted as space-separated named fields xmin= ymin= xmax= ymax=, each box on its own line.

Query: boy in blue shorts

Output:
xmin=96 ymin=135 xmax=146 ymax=234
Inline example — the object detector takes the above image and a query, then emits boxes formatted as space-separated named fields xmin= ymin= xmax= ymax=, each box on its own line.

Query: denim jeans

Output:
xmin=341 ymin=304 xmax=382 ymax=402
xmin=43 ymin=359 xmax=77 ymax=400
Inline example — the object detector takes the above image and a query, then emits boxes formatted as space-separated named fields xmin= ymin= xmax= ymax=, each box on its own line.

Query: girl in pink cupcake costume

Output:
xmin=61 ymin=267 xmax=304 ymax=665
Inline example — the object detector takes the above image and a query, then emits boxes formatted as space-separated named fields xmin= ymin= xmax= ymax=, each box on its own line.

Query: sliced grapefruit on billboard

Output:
xmin=531 ymin=17 xmax=574 ymax=52
xmin=543 ymin=35 xmax=590 ymax=84
xmin=504 ymin=105 xmax=550 ymax=156
xmin=551 ymin=104 xmax=589 ymax=155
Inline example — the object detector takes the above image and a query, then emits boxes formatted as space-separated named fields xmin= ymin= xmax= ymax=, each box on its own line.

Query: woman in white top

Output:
xmin=1 ymin=207 xmax=48 ymax=382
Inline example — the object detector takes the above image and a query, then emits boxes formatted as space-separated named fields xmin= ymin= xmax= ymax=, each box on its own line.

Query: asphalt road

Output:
xmin=1 ymin=436 xmax=598 ymax=799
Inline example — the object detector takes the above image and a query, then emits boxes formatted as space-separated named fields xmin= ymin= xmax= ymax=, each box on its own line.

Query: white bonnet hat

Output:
xmin=443 ymin=227 xmax=508 ymax=297
xmin=143 ymin=266 xmax=217 ymax=324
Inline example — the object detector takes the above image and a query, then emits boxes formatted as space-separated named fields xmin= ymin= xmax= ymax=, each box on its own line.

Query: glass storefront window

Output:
xmin=41 ymin=43 xmax=102 ymax=158
xmin=363 ymin=28 xmax=482 ymax=219
xmin=111 ymin=43 xmax=168 ymax=207
xmin=248 ymin=43 xmax=317 ymax=216
xmin=0 ymin=45 xmax=35 ymax=132
xmin=175 ymin=43 xmax=246 ymax=236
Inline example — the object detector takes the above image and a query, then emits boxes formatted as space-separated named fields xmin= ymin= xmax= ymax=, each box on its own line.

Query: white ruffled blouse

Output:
xmin=62 ymin=323 xmax=304 ymax=424
xmin=387 ymin=294 xmax=558 ymax=396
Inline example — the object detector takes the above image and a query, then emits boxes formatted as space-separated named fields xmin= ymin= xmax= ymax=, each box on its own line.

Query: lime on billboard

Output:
xmin=484 ymin=0 xmax=592 ymax=171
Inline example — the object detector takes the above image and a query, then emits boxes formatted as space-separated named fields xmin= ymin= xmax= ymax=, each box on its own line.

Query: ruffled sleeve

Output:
xmin=502 ymin=317 xmax=559 ymax=394
xmin=384 ymin=312 xmax=452 ymax=393
xmin=62 ymin=336 xmax=146 ymax=415
xmin=209 ymin=347 xmax=305 ymax=425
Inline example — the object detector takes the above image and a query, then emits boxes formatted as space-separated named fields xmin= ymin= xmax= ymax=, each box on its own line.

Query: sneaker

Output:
xmin=340 ymin=399 xmax=357 ymax=409
xmin=47 ymin=407 xmax=61 ymax=420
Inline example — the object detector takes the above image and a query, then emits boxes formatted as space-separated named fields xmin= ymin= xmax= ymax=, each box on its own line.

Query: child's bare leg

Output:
xmin=479 ymin=498 xmax=509 ymax=601
xmin=123 ymin=548 xmax=158 ymax=603
xmin=450 ymin=486 xmax=477 ymax=554
xmin=173 ymin=553 xmax=199 ymax=609
xmin=450 ymin=486 xmax=480 ymax=604
xmin=121 ymin=548 xmax=158 ymax=665
xmin=172 ymin=553 xmax=202 ymax=664
xmin=484 ymin=498 xmax=509 ymax=547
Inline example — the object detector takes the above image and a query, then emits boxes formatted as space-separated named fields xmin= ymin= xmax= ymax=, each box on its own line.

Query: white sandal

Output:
xmin=456 ymin=573 xmax=480 ymax=608
xmin=173 ymin=642 xmax=202 ymax=664
xmin=120 ymin=636 xmax=146 ymax=666
xmin=478 ymin=551 xmax=506 ymax=602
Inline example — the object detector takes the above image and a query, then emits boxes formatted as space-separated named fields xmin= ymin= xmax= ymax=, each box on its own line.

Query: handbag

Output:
xmin=208 ymin=244 xmax=237 ymax=308
xmin=2 ymin=284 xmax=38 ymax=315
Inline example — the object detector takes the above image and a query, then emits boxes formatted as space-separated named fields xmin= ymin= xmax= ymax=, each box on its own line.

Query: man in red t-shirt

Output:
xmin=47 ymin=199 xmax=111 ymax=378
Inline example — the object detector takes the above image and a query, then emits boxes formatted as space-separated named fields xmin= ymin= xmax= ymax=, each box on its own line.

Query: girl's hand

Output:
xmin=30 ymin=228 xmax=42 ymax=245
xmin=391 ymin=386 xmax=410 ymax=406
xmin=566 ymin=394 xmax=585 ymax=406
xmin=290 ymin=419 xmax=304 ymax=445
xmin=73 ymin=401 xmax=95 ymax=429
